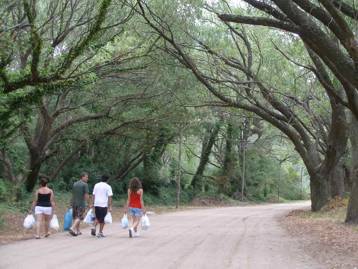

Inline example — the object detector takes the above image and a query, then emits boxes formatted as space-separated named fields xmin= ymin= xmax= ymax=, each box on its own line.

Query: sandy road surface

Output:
xmin=0 ymin=202 xmax=324 ymax=269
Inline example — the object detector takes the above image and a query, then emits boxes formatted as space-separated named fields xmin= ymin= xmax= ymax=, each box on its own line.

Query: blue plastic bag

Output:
xmin=63 ymin=208 xmax=73 ymax=231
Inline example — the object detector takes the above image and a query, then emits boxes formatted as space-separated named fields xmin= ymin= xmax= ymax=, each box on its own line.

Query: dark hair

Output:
xmin=39 ymin=177 xmax=48 ymax=187
xmin=80 ymin=172 xmax=88 ymax=178
xmin=129 ymin=177 xmax=142 ymax=192
xmin=101 ymin=175 xmax=109 ymax=182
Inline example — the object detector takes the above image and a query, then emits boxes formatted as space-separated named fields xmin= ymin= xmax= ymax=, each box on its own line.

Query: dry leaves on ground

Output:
xmin=282 ymin=209 xmax=358 ymax=269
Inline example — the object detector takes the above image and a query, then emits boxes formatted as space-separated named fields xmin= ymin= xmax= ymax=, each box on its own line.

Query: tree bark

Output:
xmin=25 ymin=156 xmax=42 ymax=192
xmin=221 ymin=121 xmax=237 ymax=194
xmin=310 ymin=174 xmax=330 ymax=211
xmin=346 ymin=115 xmax=358 ymax=223
xmin=143 ymin=128 xmax=173 ymax=193
xmin=192 ymin=123 xmax=221 ymax=190
xmin=329 ymin=162 xmax=346 ymax=198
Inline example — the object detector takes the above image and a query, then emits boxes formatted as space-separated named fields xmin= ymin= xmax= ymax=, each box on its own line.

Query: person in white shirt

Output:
xmin=91 ymin=175 xmax=113 ymax=238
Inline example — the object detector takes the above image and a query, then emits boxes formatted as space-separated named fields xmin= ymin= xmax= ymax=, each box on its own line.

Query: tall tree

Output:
xmin=135 ymin=0 xmax=349 ymax=210
xmin=216 ymin=0 xmax=358 ymax=222
xmin=0 ymin=0 xmax=133 ymax=138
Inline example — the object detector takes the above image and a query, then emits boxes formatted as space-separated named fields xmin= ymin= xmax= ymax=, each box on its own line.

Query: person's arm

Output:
xmin=125 ymin=189 xmax=130 ymax=213
xmin=85 ymin=193 xmax=90 ymax=208
xmin=108 ymin=196 xmax=113 ymax=212
xmin=108 ymin=186 xmax=113 ymax=212
xmin=140 ymin=189 xmax=146 ymax=213
xmin=84 ymin=184 xmax=90 ymax=208
xmin=50 ymin=190 xmax=56 ymax=214
xmin=91 ymin=185 xmax=96 ymax=208
xmin=31 ymin=190 xmax=38 ymax=213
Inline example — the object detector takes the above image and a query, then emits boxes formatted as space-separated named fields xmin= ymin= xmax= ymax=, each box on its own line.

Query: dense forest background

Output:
xmin=1 ymin=0 xmax=357 ymax=223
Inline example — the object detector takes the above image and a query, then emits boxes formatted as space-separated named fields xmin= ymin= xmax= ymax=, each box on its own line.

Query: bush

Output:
xmin=0 ymin=180 xmax=8 ymax=201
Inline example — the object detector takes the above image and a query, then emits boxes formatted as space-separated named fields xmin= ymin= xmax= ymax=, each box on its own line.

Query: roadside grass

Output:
xmin=290 ymin=197 xmax=349 ymax=224
xmin=0 ymin=192 xmax=194 ymax=244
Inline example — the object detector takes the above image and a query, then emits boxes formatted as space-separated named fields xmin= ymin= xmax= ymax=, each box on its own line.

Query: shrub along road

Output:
xmin=0 ymin=202 xmax=325 ymax=269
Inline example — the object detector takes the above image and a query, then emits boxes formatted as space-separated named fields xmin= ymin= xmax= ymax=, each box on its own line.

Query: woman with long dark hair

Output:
xmin=31 ymin=177 xmax=56 ymax=239
xmin=126 ymin=177 xmax=145 ymax=238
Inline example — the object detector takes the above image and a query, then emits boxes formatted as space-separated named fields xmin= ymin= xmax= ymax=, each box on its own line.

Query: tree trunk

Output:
xmin=346 ymin=115 xmax=358 ymax=224
xmin=310 ymin=175 xmax=330 ymax=211
xmin=221 ymin=122 xmax=236 ymax=194
xmin=192 ymin=123 xmax=220 ymax=190
xmin=25 ymin=157 xmax=42 ymax=192
xmin=115 ymin=152 xmax=143 ymax=181
xmin=329 ymin=162 xmax=346 ymax=198
xmin=142 ymin=128 xmax=173 ymax=194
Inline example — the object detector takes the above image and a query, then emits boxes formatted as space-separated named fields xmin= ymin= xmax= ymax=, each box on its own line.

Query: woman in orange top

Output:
xmin=126 ymin=177 xmax=145 ymax=238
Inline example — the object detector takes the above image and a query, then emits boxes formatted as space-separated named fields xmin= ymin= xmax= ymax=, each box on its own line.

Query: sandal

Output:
xmin=69 ymin=228 xmax=77 ymax=236
xmin=35 ymin=235 xmax=40 ymax=239
xmin=45 ymin=233 xmax=50 ymax=238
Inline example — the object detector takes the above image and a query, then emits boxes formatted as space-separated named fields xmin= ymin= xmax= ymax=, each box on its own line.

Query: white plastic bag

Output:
xmin=121 ymin=214 xmax=128 ymax=229
xmin=23 ymin=214 xmax=35 ymax=229
xmin=141 ymin=214 xmax=150 ymax=230
xmin=84 ymin=209 xmax=95 ymax=224
xmin=49 ymin=214 xmax=60 ymax=230
xmin=104 ymin=212 xmax=112 ymax=224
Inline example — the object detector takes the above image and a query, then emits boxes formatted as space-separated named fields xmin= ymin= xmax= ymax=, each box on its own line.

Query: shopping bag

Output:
xmin=121 ymin=214 xmax=128 ymax=229
xmin=63 ymin=208 xmax=73 ymax=231
xmin=49 ymin=214 xmax=60 ymax=231
xmin=23 ymin=214 xmax=35 ymax=229
xmin=104 ymin=212 xmax=112 ymax=224
xmin=141 ymin=214 xmax=150 ymax=230
xmin=84 ymin=209 xmax=95 ymax=224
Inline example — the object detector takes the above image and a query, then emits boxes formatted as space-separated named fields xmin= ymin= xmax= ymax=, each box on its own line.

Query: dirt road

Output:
xmin=0 ymin=202 xmax=324 ymax=269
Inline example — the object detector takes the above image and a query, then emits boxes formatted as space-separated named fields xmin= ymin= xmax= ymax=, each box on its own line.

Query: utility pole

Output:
xmin=176 ymin=131 xmax=182 ymax=209
xmin=300 ymin=166 xmax=304 ymax=200
xmin=241 ymin=119 xmax=248 ymax=201
xmin=241 ymin=137 xmax=246 ymax=201
xmin=278 ymin=162 xmax=281 ymax=202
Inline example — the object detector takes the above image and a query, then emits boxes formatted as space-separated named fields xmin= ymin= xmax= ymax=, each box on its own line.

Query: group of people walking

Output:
xmin=31 ymin=172 xmax=145 ymax=239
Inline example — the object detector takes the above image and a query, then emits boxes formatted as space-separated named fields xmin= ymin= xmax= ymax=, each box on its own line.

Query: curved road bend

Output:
xmin=0 ymin=202 xmax=324 ymax=269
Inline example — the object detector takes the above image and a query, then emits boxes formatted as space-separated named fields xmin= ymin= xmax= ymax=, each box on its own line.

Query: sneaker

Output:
xmin=134 ymin=231 xmax=140 ymax=237
xmin=128 ymin=228 xmax=133 ymax=238
xmin=97 ymin=232 xmax=105 ymax=238
xmin=91 ymin=228 xmax=96 ymax=236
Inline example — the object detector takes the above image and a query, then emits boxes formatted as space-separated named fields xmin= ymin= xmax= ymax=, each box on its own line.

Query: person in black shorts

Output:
xmin=91 ymin=175 xmax=113 ymax=238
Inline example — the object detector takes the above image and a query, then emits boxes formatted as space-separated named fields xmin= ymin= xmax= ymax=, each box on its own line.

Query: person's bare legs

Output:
xmin=69 ymin=218 xmax=80 ymax=235
xmin=76 ymin=220 xmax=81 ymax=234
xmin=44 ymin=215 xmax=51 ymax=236
xmin=35 ymin=214 xmax=43 ymax=238
xmin=128 ymin=215 xmax=134 ymax=237
xmin=91 ymin=220 xmax=98 ymax=236
xmin=132 ymin=216 xmax=140 ymax=232
xmin=99 ymin=223 xmax=105 ymax=234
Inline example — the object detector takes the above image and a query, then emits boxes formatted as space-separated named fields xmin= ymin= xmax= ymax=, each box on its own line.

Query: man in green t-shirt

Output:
xmin=69 ymin=172 xmax=90 ymax=236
